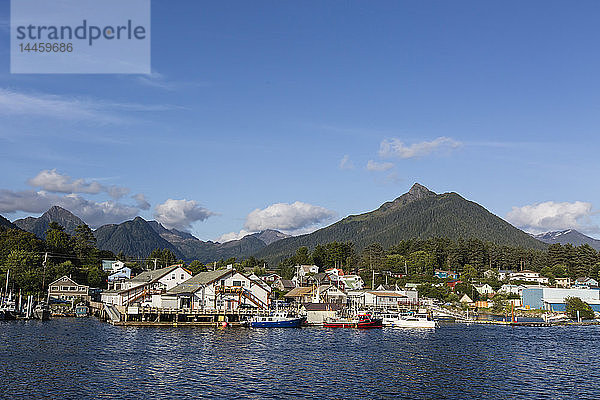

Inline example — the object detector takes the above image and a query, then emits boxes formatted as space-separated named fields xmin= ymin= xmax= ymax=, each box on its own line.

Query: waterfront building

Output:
xmin=101 ymin=264 xmax=192 ymax=306
xmin=347 ymin=290 xmax=418 ymax=309
xmin=301 ymin=303 xmax=344 ymax=325
xmin=522 ymin=287 xmax=600 ymax=312
xmin=284 ymin=287 xmax=314 ymax=303
xmin=48 ymin=276 xmax=90 ymax=302
xmin=272 ymin=278 xmax=295 ymax=292
xmin=165 ymin=269 xmax=271 ymax=311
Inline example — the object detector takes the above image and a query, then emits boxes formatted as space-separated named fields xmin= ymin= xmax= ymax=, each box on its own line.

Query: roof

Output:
xmin=302 ymin=303 xmax=343 ymax=311
xmin=276 ymin=279 xmax=295 ymax=289
xmin=130 ymin=265 xmax=184 ymax=283
xmin=284 ymin=287 xmax=313 ymax=298
xmin=366 ymin=291 xmax=407 ymax=298
xmin=167 ymin=269 xmax=232 ymax=295
xmin=48 ymin=275 xmax=86 ymax=287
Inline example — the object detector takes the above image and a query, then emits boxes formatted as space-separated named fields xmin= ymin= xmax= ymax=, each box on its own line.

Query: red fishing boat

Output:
xmin=323 ymin=313 xmax=383 ymax=329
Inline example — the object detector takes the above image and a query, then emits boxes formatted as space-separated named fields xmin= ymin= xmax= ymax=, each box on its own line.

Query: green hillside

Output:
xmin=254 ymin=183 xmax=546 ymax=264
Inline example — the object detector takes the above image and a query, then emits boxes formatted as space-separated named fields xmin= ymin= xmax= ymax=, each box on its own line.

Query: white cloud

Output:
xmin=216 ymin=229 xmax=253 ymax=243
xmin=132 ymin=193 xmax=151 ymax=210
xmin=506 ymin=201 xmax=598 ymax=234
xmin=0 ymin=88 xmax=180 ymax=124
xmin=379 ymin=137 xmax=461 ymax=159
xmin=339 ymin=155 xmax=355 ymax=170
xmin=0 ymin=189 xmax=139 ymax=227
xmin=28 ymin=169 xmax=130 ymax=199
xmin=244 ymin=201 xmax=336 ymax=233
xmin=366 ymin=160 xmax=394 ymax=172
xmin=154 ymin=199 xmax=216 ymax=231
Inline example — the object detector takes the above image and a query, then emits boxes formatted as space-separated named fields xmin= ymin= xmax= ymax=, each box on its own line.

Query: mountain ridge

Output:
xmin=532 ymin=229 xmax=600 ymax=250
xmin=253 ymin=183 xmax=546 ymax=264
xmin=13 ymin=206 xmax=85 ymax=238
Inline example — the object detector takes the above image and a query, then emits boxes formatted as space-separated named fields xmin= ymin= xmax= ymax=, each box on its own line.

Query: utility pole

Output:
xmin=40 ymin=253 xmax=48 ymax=301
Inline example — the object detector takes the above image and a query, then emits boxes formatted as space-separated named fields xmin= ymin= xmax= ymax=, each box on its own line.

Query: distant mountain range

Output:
xmin=1 ymin=184 xmax=552 ymax=263
xmin=3 ymin=206 xmax=291 ymax=261
xmin=253 ymin=183 xmax=547 ymax=263
xmin=532 ymin=229 xmax=600 ymax=250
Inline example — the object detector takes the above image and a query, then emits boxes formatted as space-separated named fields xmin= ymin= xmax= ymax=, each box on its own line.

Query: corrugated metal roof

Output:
xmin=130 ymin=265 xmax=182 ymax=283
xmin=284 ymin=287 xmax=313 ymax=297
xmin=167 ymin=269 xmax=232 ymax=295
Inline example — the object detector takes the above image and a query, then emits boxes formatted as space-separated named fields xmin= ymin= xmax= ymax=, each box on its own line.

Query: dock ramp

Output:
xmin=103 ymin=304 xmax=122 ymax=323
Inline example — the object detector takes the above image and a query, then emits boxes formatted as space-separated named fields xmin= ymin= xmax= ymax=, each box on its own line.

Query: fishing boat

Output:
xmin=246 ymin=311 xmax=304 ymax=328
xmin=33 ymin=302 xmax=50 ymax=321
xmin=392 ymin=311 xmax=437 ymax=328
xmin=323 ymin=313 xmax=383 ymax=329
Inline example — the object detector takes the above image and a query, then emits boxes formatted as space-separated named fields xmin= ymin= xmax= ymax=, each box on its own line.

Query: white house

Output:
xmin=473 ymin=283 xmax=495 ymax=297
xmin=574 ymin=277 xmax=599 ymax=288
xmin=292 ymin=265 xmax=320 ymax=286
xmin=555 ymin=277 xmax=571 ymax=288
xmin=509 ymin=270 xmax=549 ymax=285
xmin=166 ymin=269 xmax=271 ymax=311
xmin=48 ymin=276 xmax=89 ymax=302
xmin=348 ymin=290 xmax=418 ymax=309
xmin=498 ymin=284 xmax=527 ymax=296
xmin=101 ymin=264 xmax=192 ymax=306
xmin=338 ymin=275 xmax=365 ymax=291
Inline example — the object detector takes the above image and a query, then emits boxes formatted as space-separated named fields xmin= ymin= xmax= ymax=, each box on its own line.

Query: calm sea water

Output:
xmin=1 ymin=318 xmax=599 ymax=399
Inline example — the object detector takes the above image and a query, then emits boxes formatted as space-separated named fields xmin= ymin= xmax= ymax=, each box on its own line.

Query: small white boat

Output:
xmin=392 ymin=311 xmax=437 ymax=329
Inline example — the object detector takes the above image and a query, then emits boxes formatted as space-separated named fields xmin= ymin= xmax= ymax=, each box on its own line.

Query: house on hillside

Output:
xmin=292 ymin=265 xmax=319 ymax=286
xmin=261 ymin=273 xmax=282 ymax=284
xmin=101 ymin=264 xmax=192 ymax=306
xmin=48 ymin=276 xmax=90 ymax=303
xmin=338 ymin=274 xmax=365 ymax=291
xmin=473 ymin=283 xmax=495 ymax=297
xmin=102 ymin=260 xmax=125 ymax=273
xmin=574 ymin=277 xmax=599 ymax=289
xmin=555 ymin=277 xmax=571 ymax=288
xmin=165 ymin=269 xmax=271 ymax=311
xmin=434 ymin=270 xmax=458 ymax=280
xmin=509 ymin=270 xmax=549 ymax=285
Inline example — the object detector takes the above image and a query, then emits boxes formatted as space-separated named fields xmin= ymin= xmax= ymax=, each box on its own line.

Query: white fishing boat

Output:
xmin=392 ymin=310 xmax=437 ymax=328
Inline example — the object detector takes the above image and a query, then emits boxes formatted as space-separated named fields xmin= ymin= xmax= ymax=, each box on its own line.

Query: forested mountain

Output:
xmin=254 ymin=183 xmax=546 ymax=264
xmin=13 ymin=206 xmax=85 ymax=238
xmin=533 ymin=230 xmax=600 ymax=251
xmin=0 ymin=214 xmax=19 ymax=230
xmin=94 ymin=217 xmax=182 ymax=258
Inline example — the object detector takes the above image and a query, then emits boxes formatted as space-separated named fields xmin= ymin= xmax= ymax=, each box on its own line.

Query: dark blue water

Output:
xmin=1 ymin=318 xmax=599 ymax=399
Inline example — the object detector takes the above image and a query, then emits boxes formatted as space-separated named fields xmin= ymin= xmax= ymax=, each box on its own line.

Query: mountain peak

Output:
xmin=407 ymin=183 xmax=435 ymax=198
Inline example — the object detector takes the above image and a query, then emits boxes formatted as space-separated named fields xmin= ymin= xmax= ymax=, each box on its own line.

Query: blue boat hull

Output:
xmin=249 ymin=318 xmax=304 ymax=328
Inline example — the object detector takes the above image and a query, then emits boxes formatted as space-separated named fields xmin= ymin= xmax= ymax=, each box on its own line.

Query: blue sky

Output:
xmin=1 ymin=1 xmax=600 ymax=241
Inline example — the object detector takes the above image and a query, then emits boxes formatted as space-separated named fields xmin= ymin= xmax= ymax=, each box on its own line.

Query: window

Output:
xmin=171 ymin=274 xmax=175 ymax=280
xmin=233 ymin=281 xmax=242 ymax=287
xmin=181 ymin=274 xmax=185 ymax=280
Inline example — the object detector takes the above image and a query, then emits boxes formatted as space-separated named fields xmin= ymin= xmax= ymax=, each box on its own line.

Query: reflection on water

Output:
xmin=1 ymin=318 xmax=599 ymax=399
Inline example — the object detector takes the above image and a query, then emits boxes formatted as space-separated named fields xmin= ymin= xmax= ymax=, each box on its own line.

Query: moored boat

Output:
xmin=392 ymin=311 xmax=437 ymax=328
xmin=323 ymin=313 xmax=383 ymax=329
xmin=33 ymin=302 xmax=50 ymax=321
xmin=246 ymin=312 xmax=304 ymax=328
